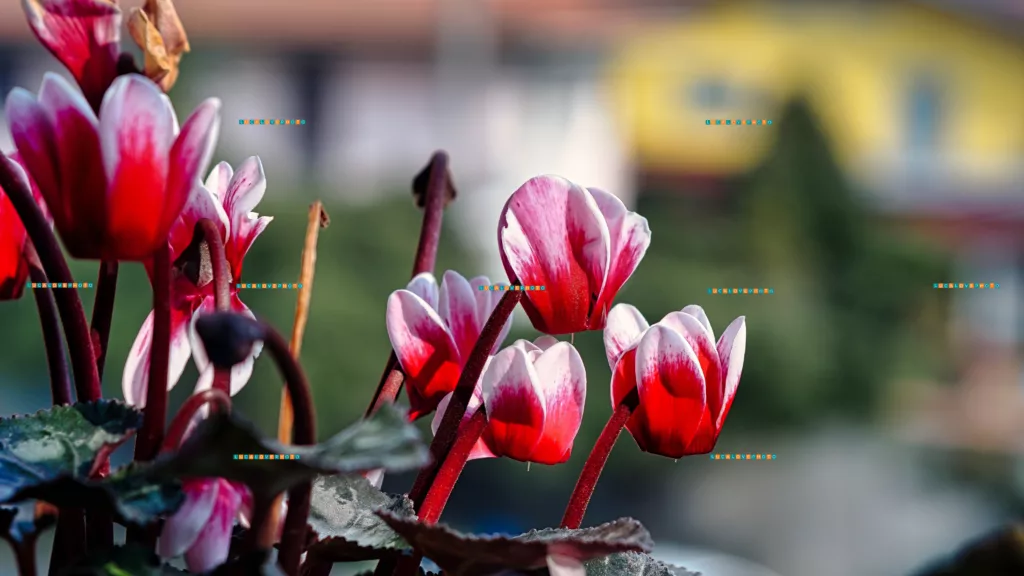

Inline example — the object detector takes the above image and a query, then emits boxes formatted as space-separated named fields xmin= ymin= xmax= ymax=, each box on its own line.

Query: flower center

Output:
xmin=173 ymin=231 xmax=214 ymax=289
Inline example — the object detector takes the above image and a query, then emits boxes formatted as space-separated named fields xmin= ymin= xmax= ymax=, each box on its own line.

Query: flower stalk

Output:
xmin=160 ymin=388 xmax=232 ymax=453
xmin=560 ymin=388 xmax=640 ymax=529
xmin=134 ymin=242 xmax=172 ymax=463
xmin=194 ymin=218 xmax=232 ymax=392
xmin=89 ymin=260 xmax=119 ymax=379
xmin=27 ymin=258 xmax=71 ymax=405
xmin=419 ymin=408 xmax=488 ymax=523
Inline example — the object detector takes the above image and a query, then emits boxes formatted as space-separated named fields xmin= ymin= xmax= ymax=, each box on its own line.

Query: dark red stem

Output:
xmin=27 ymin=262 xmax=71 ymax=405
xmin=0 ymin=155 xmax=100 ymax=402
xmin=89 ymin=260 xmax=118 ymax=380
xmin=364 ymin=354 xmax=404 ymax=417
xmin=259 ymin=320 xmax=317 ymax=575
xmin=419 ymin=408 xmax=488 ymax=523
xmin=195 ymin=218 xmax=232 ymax=393
xmin=6 ymin=536 xmax=38 ymax=576
xmin=560 ymin=388 xmax=639 ymax=529
xmin=160 ymin=388 xmax=232 ymax=453
xmin=50 ymin=510 xmax=85 ymax=572
xmin=134 ymin=242 xmax=172 ymax=464
xmin=407 ymin=289 xmax=522 ymax=509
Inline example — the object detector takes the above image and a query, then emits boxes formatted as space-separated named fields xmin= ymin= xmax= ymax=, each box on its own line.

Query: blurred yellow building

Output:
xmin=608 ymin=0 xmax=1024 ymax=194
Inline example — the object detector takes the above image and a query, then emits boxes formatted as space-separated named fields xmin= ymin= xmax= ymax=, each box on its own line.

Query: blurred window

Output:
xmin=906 ymin=73 xmax=943 ymax=152
xmin=690 ymin=79 xmax=736 ymax=109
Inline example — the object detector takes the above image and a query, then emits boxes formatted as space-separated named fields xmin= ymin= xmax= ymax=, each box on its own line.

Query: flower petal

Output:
xmin=681 ymin=304 xmax=714 ymax=341
xmin=164 ymin=97 xmax=221 ymax=244
xmin=715 ymin=316 xmax=746 ymax=431
xmin=5 ymin=87 xmax=62 ymax=227
xmin=386 ymin=289 xmax=461 ymax=419
xmin=157 ymin=478 xmax=218 ymax=559
xmin=659 ymin=311 xmax=722 ymax=454
xmin=632 ymin=325 xmax=707 ymax=458
xmin=0 ymin=172 xmax=29 ymax=301
xmin=98 ymin=74 xmax=177 ymax=259
xmin=182 ymin=479 xmax=242 ymax=573
xmin=406 ymin=272 xmax=439 ymax=311
xmin=122 ymin=305 xmax=195 ymax=407
xmin=431 ymin=390 xmax=495 ymax=461
xmin=363 ymin=468 xmax=386 ymax=489
xmin=439 ymin=270 xmax=483 ymax=361
xmin=167 ymin=181 xmax=229 ymax=261
xmin=469 ymin=274 xmax=512 ymax=353
xmin=480 ymin=346 xmax=545 ymax=462
xmin=498 ymin=176 xmax=611 ymax=335
xmin=547 ymin=554 xmax=586 ymax=576
xmin=221 ymin=156 xmax=268 ymax=275
xmin=587 ymin=188 xmax=651 ymax=328
xmin=603 ymin=303 xmax=649 ymax=371
xmin=533 ymin=335 xmax=559 ymax=351
xmin=203 ymin=160 xmax=233 ymax=198
xmin=23 ymin=0 xmax=120 ymax=108
xmin=525 ymin=342 xmax=586 ymax=464
xmin=189 ymin=295 xmax=261 ymax=396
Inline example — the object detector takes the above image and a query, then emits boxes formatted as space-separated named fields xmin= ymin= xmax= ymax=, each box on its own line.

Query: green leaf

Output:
xmin=584 ymin=552 xmax=701 ymax=575
xmin=60 ymin=544 xmax=188 ymax=575
xmin=377 ymin=512 xmax=653 ymax=576
xmin=0 ymin=502 xmax=55 ymax=544
xmin=150 ymin=404 xmax=429 ymax=497
xmin=306 ymin=474 xmax=414 ymax=562
xmin=0 ymin=400 xmax=142 ymax=503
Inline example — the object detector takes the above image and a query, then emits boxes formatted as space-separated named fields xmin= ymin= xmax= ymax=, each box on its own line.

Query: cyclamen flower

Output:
xmin=0 ymin=154 xmax=48 ymax=301
xmin=498 ymin=175 xmax=651 ymax=335
xmin=123 ymin=157 xmax=272 ymax=406
xmin=5 ymin=72 xmax=220 ymax=261
xmin=386 ymin=270 xmax=513 ymax=419
xmin=431 ymin=337 xmax=587 ymax=465
xmin=605 ymin=304 xmax=746 ymax=458
xmin=158 ymin=478 xmax=250 ymax=573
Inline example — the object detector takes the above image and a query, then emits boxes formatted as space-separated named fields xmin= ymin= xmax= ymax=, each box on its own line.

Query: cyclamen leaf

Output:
xmin=150 ymin=404 xmax=429 ymax=497
xmin=0 ymin=502 xmax=55 ymax=544
xmin=306 ymin=474 xmax=415 ymax=561
xmin=584 ymin=552 xmax=701 ymax=576
xmin=377 ymin=512 xmax=653 ymax=576
xmin=61 ymin=544 xmax=188 ymax=575
xmin=0 ymin=400 xmax=142 ymax=503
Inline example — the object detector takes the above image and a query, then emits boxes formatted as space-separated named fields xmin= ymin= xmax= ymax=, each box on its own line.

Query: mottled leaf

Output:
xmin=61 ymin=544 xmax=188 ymax=575
xmin=0 ymin=502 xmax=55 ymax=543
xmin=584 ymin=552 xmax=700 ymax=575
xmin=377 ymin=512 xmax=653 ymax=576
xmin=0 ymin=400 xmax=142 ymax=503
xmin=150 ymin=404 xmax=428 ymax=497
xmin=306 ymin=474 xmax=414 ymax=561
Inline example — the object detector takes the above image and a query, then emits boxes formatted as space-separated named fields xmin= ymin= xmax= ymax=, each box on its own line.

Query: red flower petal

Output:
xmin=481 ymin=346 xmax=545 ymax=461
xmin=183 ymin=479 xmax=242 ymax=573
xmin=715 ymin=316 xmax=746 ymax=432
xmin=659 ymin=311 xmax=721 ymax=454
xmin=6 ymin=88 xmax=63 ymax=229
xmin=524 ymin=342 xmax=586 ymax=465
xmin=498 ymin=175 xmax=610 ymax=335
xmin=220 ymin=156 xmax=268 ymax=277
xmin=587 ymin=188 xmax=651 ymax=329
xmin=603 ymin=303 xmax=648 ymax=372
xmin=386 ymin=289 xmax=461 ymax=419
xmin=158 ymin=478 xmax=218 ymax=559
xmin=0 ymin=179 xmax=29 ymax=301
xmin=167 ymin=179 xmax=228 ymax=262
xmin=439 ymin=270 xmax=483 ymax=362
xmin=431 ymin=391 xmax=495 ymax=461
xmin=163 ymin=97 xmax=221 ymax=251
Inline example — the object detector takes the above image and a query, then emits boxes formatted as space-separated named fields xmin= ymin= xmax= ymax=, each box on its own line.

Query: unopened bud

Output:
xmin=194 ymin=312 xmax=264 ymax=369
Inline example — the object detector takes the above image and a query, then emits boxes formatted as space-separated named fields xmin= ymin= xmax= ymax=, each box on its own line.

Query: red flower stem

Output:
xmin=89 ymin=260 xmax=118 ymax=380
xmin=407 ymin=289 xmax=523 ymax=509
xmin=160 ymin=388 xmax=232 ymax=453
xmin=560 ymin=388 xmax=640 ymax=529
xmin=27 ymin=260 xmax=71 ymax=405
xmin=5 ymin=534 xmax=38 ymax=576
xmin=419 ymin=408 xmax=488 ymax=523
xmin=257 ymin=320 xmax=317 ymax=575
xmin=0 ymin=155 xmax=100 ymax=402
xmin=134 ymin=242 xmax=172 ymax=464
xmin=364 ymin=152 xmax=451 ymax=415
xmin=195 ymin=218 xmax=232 ymax=393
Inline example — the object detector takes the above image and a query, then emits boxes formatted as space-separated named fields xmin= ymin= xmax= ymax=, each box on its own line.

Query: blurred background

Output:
xmin=1 ymin=0 xmax=1024 ymax=574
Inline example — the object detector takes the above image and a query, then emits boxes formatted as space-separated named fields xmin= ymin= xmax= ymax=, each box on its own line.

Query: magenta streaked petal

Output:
xmin=603 ymin=303 xmax=648 ymax=371
xmin=37 ymin=73 xmax=104 ymax=206
xmin=167 ymin=182 xmax=229 ymax=261
xmin=203 ymin=161 xmax=233 ymax=199
xmin=525 ymin=342 xmax=586 ymax=465
xmin=480 ymin=346 xmax=545 ymax=462
xmin=587 ymin=188 xmax=651 ymax=328
xmin=439 ymin=270 xmax=482 ymax=362
xmin=498 ymin=175 xmax=611 ymax=335
xmin=681 ymin=304 xmax=714 ymax=341
xmin=221 ymin=157 xmax=269 ymax=276
xmin=228 ymin=214 xmax=271 ymax=281
xmin=659 ymin=311 xmax=722 ymax=451
xmin=182 ymin=479 xmax=242 ymax=573
xmin=431 ymin=390 xmax=495 ymax=461
xmin=406 ymin=272 xmax=439 ymax=311
xmin=163 ymin=98 xmax=221 ymax=240
xmin=122 ymin=304 xmax=196 ymax=407
xmin=157 ymin=478 xmax=218 ymax=559
xmin=715 ymin=316 xmax=746 ymax=431
xmin=5 ymin=88 xmax=62 ymax=226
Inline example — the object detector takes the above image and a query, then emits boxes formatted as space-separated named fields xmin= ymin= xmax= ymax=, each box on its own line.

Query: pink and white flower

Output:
xmin=158 ymin=478 xmax=250 ymax=573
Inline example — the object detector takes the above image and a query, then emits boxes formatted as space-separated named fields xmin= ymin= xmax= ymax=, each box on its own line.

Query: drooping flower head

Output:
xmin=498 ymin=175 xmax=651 ymax=335
xmin=5 ymin=72 xmax=220 ymax=261
xmin=386 ymin=270 xmax=513 ymax=419
xmin=605 ymin=304 xmax=746 ymax=458
xmin=431 ymin=336 xmax=587 ymax=465
xmin=123 ymin=157 xmax=272 ymax=406
xmin=158 ymin=478 xmax=250 ymax=573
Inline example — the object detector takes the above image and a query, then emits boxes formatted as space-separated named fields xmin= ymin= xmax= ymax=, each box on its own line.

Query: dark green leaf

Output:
xmin=306 ymin=474 xmax=414 ymax=561
xmin=377 ymin=512 xmax=653 ymax=576
xmin=585 ymin=552 xmax=700 ymax=575
xmin=150 ymin=404 xmax=429 ymax=497
xmin=59 ymin=544 xmax=188 ymax=575
xmin=0 ymin=502 xmax=55 ymax=543
xmin=0 ymin=400 xmax=142 ymax=503
xmin=12 ymin=465 xmax=184 ymax=527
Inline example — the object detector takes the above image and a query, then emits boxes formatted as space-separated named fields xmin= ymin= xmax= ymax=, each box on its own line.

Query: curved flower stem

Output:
xmin=560 ymin=388 xmax=640 ymax=529
xmin=364 ymin=152 xmax=452 ymax=415
xmin=0 ymin=155 xmax=100 ymax=402
xmin=160 ymin=388 xmax=232 ymax=453
xmin=195 ymin=218 xmax=232 ymax=393
xmin=5 ymin=535 xmax=38 ymax=576
xmin=89 ymin=260 xmax=118 ymax=380
xmin=26 ymin=258 xmax=71 ymax=405
xmin=258 ymin=320 xmax=317 ymax=575
xmin=407 ymin=289 xmax=522 ymax=509
xmin=419 ymin=408 xmax=488 ymax=523
xmin=134 ymin=242 xmax=172 ymax=464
